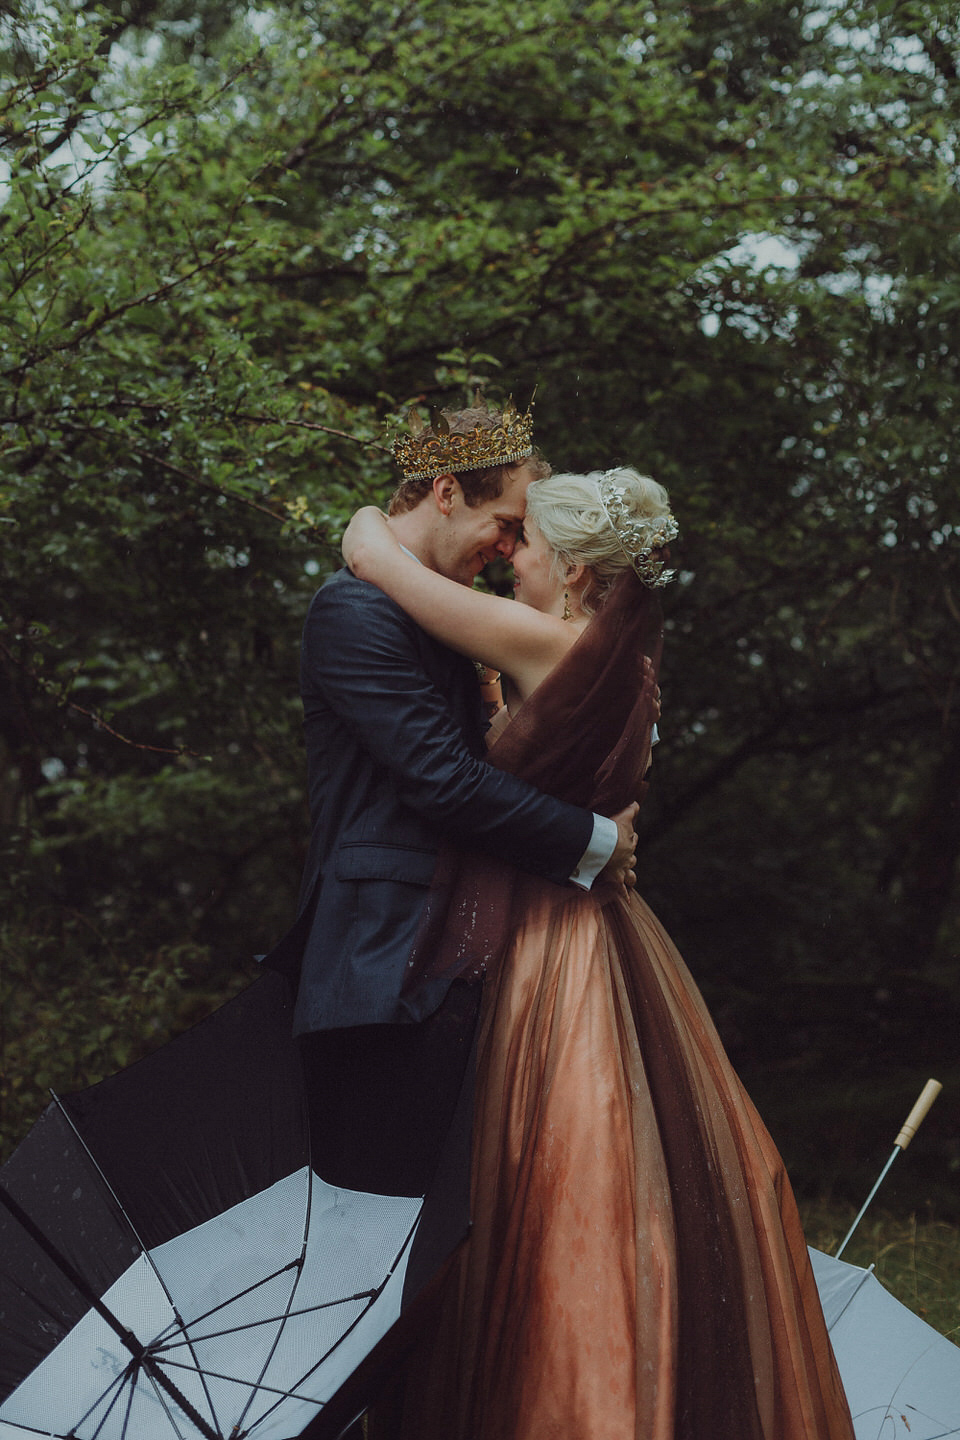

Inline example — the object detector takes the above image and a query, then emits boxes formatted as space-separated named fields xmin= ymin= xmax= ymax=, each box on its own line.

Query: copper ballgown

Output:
xmin=387 ymin=574 xmax=855 ymax=1440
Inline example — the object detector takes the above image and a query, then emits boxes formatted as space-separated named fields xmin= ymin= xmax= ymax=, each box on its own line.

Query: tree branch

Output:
xmin=0 ymin=638 xmax=207 ymax=760
xmin=3 ymin=399 xmax=392 ymax=459
xmin=2 ymin=237 xmax=259 ymax=382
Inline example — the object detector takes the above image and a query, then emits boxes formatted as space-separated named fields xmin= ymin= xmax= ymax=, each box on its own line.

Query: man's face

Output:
xmin=436 ymin=463 xmax=535 ymax=585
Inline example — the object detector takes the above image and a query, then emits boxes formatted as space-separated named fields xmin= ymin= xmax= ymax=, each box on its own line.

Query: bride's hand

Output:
xmin=641 ymin=656 xmax=661 ymax=721
xmin=342 ymin=506 xmax=393 ymax=578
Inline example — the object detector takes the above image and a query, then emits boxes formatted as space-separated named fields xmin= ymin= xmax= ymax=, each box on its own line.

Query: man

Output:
xmin=271 ymin=401 xmax=637 ymax=1043
xmin=269 ymin=400 xmax=637 ymax=1438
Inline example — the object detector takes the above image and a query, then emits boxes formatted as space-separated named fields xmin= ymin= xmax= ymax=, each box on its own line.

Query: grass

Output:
xmin=799 ymin=1200 xmax=960 ymax=1344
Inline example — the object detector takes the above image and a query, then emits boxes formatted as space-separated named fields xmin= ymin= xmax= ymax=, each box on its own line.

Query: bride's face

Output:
xmin=511 ymin=517 xmax=560 ymax=614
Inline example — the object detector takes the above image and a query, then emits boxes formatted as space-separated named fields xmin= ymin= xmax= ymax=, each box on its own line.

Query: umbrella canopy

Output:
xmin=0 ymin=972 xmax=476 ymax=1440
xmin=810 ymin=1247 xmax=960 ymax=1440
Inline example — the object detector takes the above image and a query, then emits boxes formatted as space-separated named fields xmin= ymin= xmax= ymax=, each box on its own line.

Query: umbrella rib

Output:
xmin=1 ymin=1261 xmax=98 ymax=1335
xmin=0 ymin=1183 xmax=222 ymax=1440
xmin=853 ymin=1405 xmax=960 ymax=1439
xmin=874 ymin=1340 xmax=960 ymax=1419
xmin=154 ymin=1288 xmax=380 ymax=1350
xmin=0 ymin=1415 xmax=99 ymax=1437
xmin=75 ymin=1351 xmax=223 ymax=1440
xmin=0 ymin=1181 xmax=150 ymax=1362
xmin=149 ymin=1287 xmax=384 ymax=1418
xmin=152 ymin=1258 xmax=304 ymax=1336
xmin=158 ymin=1354 xmax=336 ymax=1403
xmin=0 ymin=1423 xmax=90 ymax=1438
xmin=246 ymin=1208 xmax=423 ymax=1433
xmin=49 ymin=1091 xmax=223 ymax=1437
xmin=822 ymin=1262 xmax=877 ymax=1331
xmin=71 ymin=1360 xmax=134 ymax=1439
xmin=137 ymin=1355 xmax=210 ymax=1440
xmin=114 ymin=1364 xmax=141 ymax=1440
xmin=60 ymin=1353 xmax=194 ymax=1440
xmin=158 ymin=1216 xmax=423 ymax=1433
xmin=158 ymin=1291 xmax=408 ymax=1410
xmin=49 ymin=1092 xmax=156 ymax=1273
xmin=231 ymin=1160 xmax=317 ymax=1438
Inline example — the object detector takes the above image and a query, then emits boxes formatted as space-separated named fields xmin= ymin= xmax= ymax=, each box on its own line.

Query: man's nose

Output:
xmin=495 ymin=532 xmax=517 ymax=558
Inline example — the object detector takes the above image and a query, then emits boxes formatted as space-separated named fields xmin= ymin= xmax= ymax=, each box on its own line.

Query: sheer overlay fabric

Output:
xmin=391 ymin=574 xmax=855 ymax=1440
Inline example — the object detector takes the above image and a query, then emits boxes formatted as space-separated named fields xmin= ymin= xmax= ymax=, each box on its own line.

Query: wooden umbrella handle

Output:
xmin=894 ymin=1078 xmax=942 ymax=1150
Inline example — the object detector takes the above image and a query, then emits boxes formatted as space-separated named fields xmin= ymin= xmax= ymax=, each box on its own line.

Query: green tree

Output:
xmin=1 ymin=0 xmax=957 ymax=1204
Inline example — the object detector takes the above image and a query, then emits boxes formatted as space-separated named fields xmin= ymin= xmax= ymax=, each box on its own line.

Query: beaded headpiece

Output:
xmin=393 ymin=398 xmax=535 ymax=482
xmin=596 ymin=475 xmax=679 ymax=588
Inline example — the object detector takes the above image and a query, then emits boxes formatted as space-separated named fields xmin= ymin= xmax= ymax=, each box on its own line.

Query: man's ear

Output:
xmin=432 ymin=473 xmax=458 ymax=516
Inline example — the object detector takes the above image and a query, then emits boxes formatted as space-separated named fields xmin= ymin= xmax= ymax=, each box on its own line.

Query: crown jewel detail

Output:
xmin=596 ymin=477 xmax=679 ymax=588
xmin=393 ymin=399 xmax=535 ymax=482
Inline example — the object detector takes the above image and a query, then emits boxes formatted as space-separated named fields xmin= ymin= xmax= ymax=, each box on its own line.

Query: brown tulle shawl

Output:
xmin=402 ymin=570 xmax=663 ymax=1000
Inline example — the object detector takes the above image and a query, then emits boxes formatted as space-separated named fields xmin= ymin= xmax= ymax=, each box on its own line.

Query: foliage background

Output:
xmin=2 ymin=0 xmax=958 ymax=1217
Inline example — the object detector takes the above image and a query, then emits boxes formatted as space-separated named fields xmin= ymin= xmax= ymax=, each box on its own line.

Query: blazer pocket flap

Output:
xmin=335 ymin=843 xmax=437 ymax=885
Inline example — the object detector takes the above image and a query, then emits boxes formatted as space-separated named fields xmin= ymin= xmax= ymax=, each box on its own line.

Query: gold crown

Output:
xmin=393 ymin=399 xmax=535 ymax=482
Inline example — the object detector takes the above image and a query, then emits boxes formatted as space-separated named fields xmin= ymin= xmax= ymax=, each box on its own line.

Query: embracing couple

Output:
xmin=275 ymin=401 xmax=855 ymax=1440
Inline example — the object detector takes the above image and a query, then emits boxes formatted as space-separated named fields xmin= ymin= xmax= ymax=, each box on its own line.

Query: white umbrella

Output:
xmin=0 ymin=1168 xmax=420 ymax=1440
xmin=0 ymin=972 xmax=476 ymax=1440
xmin=811 ymin=1246 xmax=960 ymax=1440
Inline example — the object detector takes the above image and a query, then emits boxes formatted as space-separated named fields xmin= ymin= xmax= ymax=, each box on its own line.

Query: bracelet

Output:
xmin=474 ymin=663 xmax=502 ymax=684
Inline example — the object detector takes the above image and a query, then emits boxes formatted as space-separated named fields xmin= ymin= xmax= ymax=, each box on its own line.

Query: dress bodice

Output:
xmin=487 ymin=571 xmax=663 ymax=814
xmin=402 ymin=573 xmax=663 ymax=1000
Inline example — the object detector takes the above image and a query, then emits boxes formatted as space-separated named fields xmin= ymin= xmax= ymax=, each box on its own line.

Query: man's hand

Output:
xmin=600 ymin=802 xmax=639 ymax=894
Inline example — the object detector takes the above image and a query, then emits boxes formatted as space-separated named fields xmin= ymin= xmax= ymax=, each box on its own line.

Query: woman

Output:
xmin=342 ymin=469 xmax=854 ymax=1440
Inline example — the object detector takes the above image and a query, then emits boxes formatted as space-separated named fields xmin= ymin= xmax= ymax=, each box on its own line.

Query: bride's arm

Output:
xmin=342 ymin=507 xmax=569 ymax=682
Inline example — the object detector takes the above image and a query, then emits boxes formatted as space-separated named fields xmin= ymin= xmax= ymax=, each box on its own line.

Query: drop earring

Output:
xmin=562 ymin=589 xmax=571 ymax=622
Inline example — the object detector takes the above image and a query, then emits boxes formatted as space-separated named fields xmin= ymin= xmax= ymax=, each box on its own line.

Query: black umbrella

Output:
xmin=0 ymin=971 xmax=477 ymax=1440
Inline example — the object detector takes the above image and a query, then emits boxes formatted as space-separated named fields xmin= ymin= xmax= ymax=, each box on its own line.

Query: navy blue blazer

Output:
xmin=267 ymin=568 xmax=593 ymax=1035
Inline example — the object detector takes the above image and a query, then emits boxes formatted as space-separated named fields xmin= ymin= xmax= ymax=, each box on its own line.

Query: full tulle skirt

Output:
xmin=387 ymin=880 xmax=854 ymax=1440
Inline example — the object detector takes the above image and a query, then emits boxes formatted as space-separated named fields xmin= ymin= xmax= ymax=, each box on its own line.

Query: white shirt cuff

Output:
xmin=569 ymin=813 xmax=618 ymax=890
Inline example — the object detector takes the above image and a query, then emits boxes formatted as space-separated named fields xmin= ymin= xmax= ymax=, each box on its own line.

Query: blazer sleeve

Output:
xmin=303 ymin=579 xmax=594 ymax=884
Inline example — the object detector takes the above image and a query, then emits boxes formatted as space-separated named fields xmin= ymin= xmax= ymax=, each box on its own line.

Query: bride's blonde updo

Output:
xmin=524 ymin=466 xmax=676 ymax=613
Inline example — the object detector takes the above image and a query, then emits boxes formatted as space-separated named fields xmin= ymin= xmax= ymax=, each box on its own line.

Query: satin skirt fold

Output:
xmin=389 ymin=883 xmax=854 ymax=1440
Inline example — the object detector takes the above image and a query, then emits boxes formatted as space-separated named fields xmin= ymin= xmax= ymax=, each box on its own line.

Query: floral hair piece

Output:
xmin=392 ymin=398 xmax=535 ymax=482
xmin=596 ymin=475 xmax=679 ymax=588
